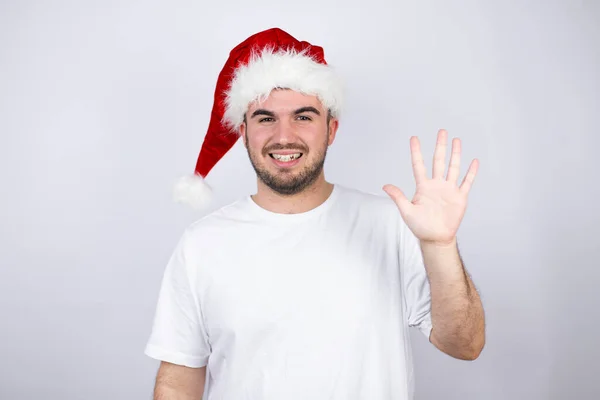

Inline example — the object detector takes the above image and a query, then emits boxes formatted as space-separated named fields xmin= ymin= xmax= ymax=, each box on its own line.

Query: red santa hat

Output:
xmin=173 ymin=27 xmax=344 ymax=209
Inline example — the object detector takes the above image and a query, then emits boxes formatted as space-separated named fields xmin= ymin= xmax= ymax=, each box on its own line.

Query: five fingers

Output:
xmin=410 ymin=129 xmax=478 ymax=193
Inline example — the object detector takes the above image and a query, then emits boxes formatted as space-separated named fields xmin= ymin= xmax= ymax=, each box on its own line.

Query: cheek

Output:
xmin=303 ymin=126 xmax=329 ymax=148
xmin=245 ymin=130 xmax=271 ymax=153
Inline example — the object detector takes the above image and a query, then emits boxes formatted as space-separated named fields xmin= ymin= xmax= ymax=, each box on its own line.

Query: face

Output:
xmin=239 ymin=89 xmax=339 ymax=196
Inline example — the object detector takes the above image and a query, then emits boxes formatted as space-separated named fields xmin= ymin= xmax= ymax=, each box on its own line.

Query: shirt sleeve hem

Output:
xmin=144 ymin=343 xmax=209 ymax=368
xmin=417 ymin=318 xmax=433 ymax=339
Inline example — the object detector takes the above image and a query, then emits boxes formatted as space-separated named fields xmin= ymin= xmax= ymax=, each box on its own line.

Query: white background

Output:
xmin=1 ymin=1 xmax=598 ymax=399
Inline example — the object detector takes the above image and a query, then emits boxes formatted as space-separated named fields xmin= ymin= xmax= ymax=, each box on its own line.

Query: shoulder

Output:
xmin=334 ymin=184 xmax=399 ymax=217
xmin=333 ymin=184 xmax=413 ymax=237
xmin=179 ymin=196 xmax=253 ymax=243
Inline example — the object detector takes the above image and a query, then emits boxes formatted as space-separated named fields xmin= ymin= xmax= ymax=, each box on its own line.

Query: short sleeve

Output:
xmin=399 ymin=219 xmax=433 ymax=340
xmin=144 ymin=231 xmax=211 ymax=368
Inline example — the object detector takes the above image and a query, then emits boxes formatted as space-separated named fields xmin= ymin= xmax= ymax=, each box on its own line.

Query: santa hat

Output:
xmin=173 ymin=27 xmax=344 ymax=209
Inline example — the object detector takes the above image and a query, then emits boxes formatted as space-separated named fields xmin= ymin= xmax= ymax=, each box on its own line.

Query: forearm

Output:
xmin=420 ymin=239 xmax=485 ymax=360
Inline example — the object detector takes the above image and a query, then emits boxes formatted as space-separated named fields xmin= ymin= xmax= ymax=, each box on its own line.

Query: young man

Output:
xmin=144 ymin=27 xmax=485 ymax=399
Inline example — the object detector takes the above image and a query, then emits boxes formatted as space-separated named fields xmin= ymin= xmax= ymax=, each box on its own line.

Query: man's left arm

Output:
xmin=420 ymin=238 xmax=485 ymax=360
xmin=383 ymin=129 xmax=486 ymax=361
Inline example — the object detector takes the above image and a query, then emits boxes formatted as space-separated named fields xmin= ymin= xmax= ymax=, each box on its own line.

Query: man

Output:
xmin=144 ymin=27 xmax=485 ymax=399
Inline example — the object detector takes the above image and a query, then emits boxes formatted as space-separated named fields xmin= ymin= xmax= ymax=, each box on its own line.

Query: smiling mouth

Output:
xmin=269 ymin=153 xmax=303 ymax=162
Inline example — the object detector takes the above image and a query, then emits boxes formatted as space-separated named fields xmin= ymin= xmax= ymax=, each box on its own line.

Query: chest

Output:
xmin=196 ymin=229 xmax=400 ymax=350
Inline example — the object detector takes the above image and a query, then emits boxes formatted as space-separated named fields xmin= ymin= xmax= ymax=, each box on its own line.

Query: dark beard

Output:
xmin=245 ymin=130 xmax=329 ymax=196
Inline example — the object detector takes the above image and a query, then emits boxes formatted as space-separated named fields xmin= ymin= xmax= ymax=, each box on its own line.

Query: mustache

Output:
xmin=263 ymin=143 xmax=308 ymax=155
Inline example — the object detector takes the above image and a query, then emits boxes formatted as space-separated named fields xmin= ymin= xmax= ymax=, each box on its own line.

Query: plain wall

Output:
xmin=1 ymin=1 xmax=598 ymax=399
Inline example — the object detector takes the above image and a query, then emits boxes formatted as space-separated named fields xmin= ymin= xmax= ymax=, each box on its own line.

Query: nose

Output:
xmin=272 ymin=118 xmax=297 ymax=144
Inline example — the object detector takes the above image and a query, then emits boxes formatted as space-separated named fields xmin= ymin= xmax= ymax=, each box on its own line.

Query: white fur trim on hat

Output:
xmin=222 ymin=47 xmax=343 ymax=132
xmin=173 ymin=174 xmax=213 ymax=210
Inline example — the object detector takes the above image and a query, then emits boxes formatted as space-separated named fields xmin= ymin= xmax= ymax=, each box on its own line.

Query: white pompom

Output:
xmin=173 ymin=174 xmax=213 ymax=210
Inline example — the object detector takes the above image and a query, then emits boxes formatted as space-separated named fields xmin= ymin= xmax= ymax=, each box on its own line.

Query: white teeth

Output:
xmin=272 ymin=153 xmax=301 ymax=162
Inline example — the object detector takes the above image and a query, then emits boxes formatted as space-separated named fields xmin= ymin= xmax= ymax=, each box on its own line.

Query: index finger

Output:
xmin=410 ymin=136 xmax=427 ymax=185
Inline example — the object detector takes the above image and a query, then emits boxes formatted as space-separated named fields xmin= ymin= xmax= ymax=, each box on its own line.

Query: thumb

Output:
xmin=383 ymin=184 xmax=412 ymax=217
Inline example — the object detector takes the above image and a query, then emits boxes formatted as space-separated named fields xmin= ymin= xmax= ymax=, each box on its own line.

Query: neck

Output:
xmin=251 ymin=175 xmax=334 ymax=214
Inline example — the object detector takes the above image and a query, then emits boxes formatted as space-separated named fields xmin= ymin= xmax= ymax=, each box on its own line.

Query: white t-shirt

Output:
xmin=145 ymin=184 xmax=433 ymax=400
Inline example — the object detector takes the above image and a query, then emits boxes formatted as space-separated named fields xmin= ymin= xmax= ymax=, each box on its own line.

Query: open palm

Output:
xmin=383 ymin=129 xmax=479 ymax=246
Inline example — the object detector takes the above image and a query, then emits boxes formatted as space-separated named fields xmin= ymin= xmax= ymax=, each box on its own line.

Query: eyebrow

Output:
xmin=250 ymin=106 xmax=321 ymax=119
xmin=293 ymin=106 xmax=321 ymax=116
xmin=250 ymin=109 xmax=276 ymax=119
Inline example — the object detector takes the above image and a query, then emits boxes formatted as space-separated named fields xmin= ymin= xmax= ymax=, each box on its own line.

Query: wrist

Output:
xmin=419 ymin=237 xmax=457 ymax=250
xmin=419 ymin=237 xmax=463 ymax=280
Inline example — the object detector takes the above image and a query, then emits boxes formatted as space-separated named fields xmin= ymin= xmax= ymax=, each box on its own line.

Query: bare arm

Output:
xmin=153 ymin=362 xmax=206 ymax=400
xmin=382 ymin=131 xmax=485 ymax=360
xmin=421 ymin=239 xmax=485 ymax=360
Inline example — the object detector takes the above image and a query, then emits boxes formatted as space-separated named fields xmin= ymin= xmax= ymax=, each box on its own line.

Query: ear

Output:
xmin=239 ymin=120 xmax=247 ymax=148
xmin=327 ymin=118 xmax=339 ymax=146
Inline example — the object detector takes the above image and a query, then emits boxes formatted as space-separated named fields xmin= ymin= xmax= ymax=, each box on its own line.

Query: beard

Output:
xmin=245 ymin=129 xmax=329 ymax=196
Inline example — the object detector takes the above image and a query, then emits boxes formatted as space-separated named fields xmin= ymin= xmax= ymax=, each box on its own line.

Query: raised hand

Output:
xmin=383 ymin=129 xmax=479 ymax=246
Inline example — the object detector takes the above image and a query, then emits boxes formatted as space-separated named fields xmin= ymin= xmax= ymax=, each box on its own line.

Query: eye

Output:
xmin=296 ymin=115 xmax=312 ymax=121
xmin=259 ymin=117 xmax=275 ymax=123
